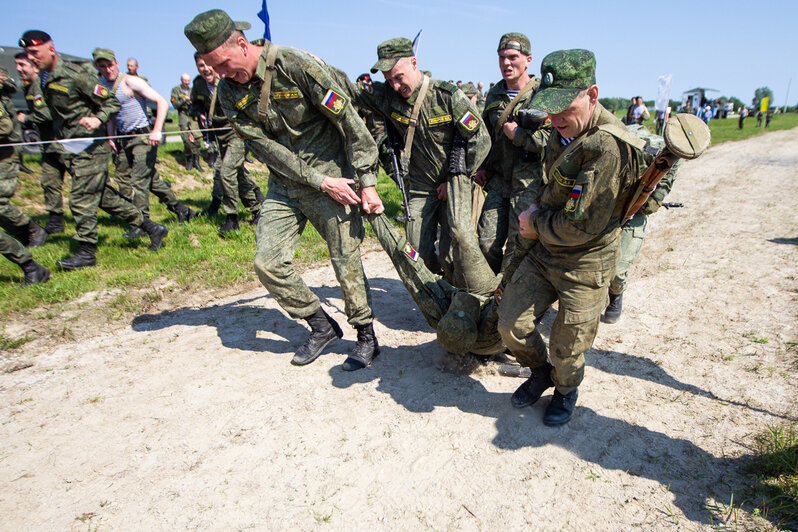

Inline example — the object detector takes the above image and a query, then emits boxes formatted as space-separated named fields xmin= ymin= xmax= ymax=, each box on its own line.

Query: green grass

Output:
xmin=745 ymin=423 xmax=798 ymax=530
xmin=614 ymin=110 xmax=798 ymax=145
xmin=2 ymin=145 xmax=406 ymax=318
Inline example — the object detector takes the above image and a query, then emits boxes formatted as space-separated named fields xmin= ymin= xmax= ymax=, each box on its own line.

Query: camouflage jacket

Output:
xmin=355 ymin=77 xmax=490 ymax=194
xmin=481 ymin=78 xmax=550 ymax=198
xmin=529 ymin=103 xmax=640 ymax=270
xmin=0 ymin=75 xmax=21 ymax=160
xmin=20 ymin=75 xmax=60 ymax=149
xmin=190 ymin=75 xmax=235 ymax=143
xmin=170 ymin=85 xmax=192 ymax=114
xmin=216 ymin=40 xmax=378 ymax=198
xmin=36 ymin=59 xmax=120 ymax=141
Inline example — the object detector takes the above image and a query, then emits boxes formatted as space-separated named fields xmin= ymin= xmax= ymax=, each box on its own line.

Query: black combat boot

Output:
xmin=543 ymin=389 xmax=579 ymax=426
xmin=511 ymin=362 xmax=554 ymax=408
xmin=254 ymin=187 xmax=265 ymax=204
xmin=122 ymin=228 xmax=146 ymax=239
xmin=27 ymin=221 xmax=48 ymax=248
xmin=342 ymin=323 xmax=380 ymax=371
xmin=218 ymin=213 xmax=239 ymax=234
xmin=184 ymin=155 xmax=193 ymax=171
xmin=20 ymin=259 xmax=50 ymax=285
xmin=602 ymin=293 xmax=623 ymax=324
xmin=206 ymin=151 xmax=217 ymax=168
xmin=192 ymin=155 xmax=204 ymax=172
xmin=56 ymin=242 xmax=97 ymax=271
xmin=19 ymin=163 xmax=33 ymax=174
xmin=141 ymin=219 xmax=169 ymax=251
xmin=248 ymin=209 xmax=261 ymax=226
xmin=292 ymin=308 xmax=343 ymax=366
xmin=176 ymin=203 xmax=197 ymax=224
xmin=44 ymin=213 xmax=64 ymax=235
xmin=200 ymin=196 xmax=221 ymax=217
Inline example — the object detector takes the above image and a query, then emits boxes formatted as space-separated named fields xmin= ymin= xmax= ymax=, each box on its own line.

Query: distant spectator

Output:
xmin=624 ymin=96 xmax=649 ymax=125
xmin=765 ymin=107 xmax=774 ymax=127
xmin=700 ymin=104 xmax=713 ymax=124
xmin=738 ymin=106 xmax=748 ymax=129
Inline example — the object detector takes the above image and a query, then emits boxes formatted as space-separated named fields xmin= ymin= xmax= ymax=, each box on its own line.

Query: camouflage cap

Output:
xmin=371 ymin=38 xmax=414 ymax=74
xmin=460 ymin=82 xmax=479 ymax=98
xmin=92 ymin=48 xmax=115 ymax=63
xmin=497 ymin=32 xmax=531 ymax=55
xmin=184 ymin=9 xmax=252 ymax=55
xmin=530 ymin=49 xmax=596 ymax=114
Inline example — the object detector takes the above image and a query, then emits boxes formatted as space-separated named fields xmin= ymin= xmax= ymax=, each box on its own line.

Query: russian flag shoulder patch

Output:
xmin=321 ymin=88 xmax=346 ymax=115
xmin=459 ymin=110 xmax=479 ymax=131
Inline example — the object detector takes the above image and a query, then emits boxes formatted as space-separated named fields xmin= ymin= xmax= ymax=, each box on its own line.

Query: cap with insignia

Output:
xmin=92 ymin=48 xmax=115 ymax=62
xmin=184 ymin=9 xmax=252 ymax=55
xmin=19 ymin=30 xmax=52 ymax=48
xmin=529 ymin=49 xmax=596 ymax=114
xmin=370 ymin=38 xmax=414 ymax=74
xmin=497 ymin=32 xmax=530 ymax=55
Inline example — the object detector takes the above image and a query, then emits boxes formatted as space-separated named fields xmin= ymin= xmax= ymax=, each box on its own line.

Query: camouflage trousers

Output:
xmin=212 ymin=136 xmax=261 ymax=216
xmin=0 ymin=230 xmax=31 ymax=265
xmin=178 ymin=110 xmax=200 ymax=157
xmin=497 ymin=248 xmax=612 ymax=394
xmin=253 ymin=188 xmax=373 ymax=327
xmin=63 ymin=142 xmax=144 ymax=245
xmin=478 ymin=179 xmax=541 ymax=275
xmin=406 ymin=192 xmax=451 ymax=276
xmin=40 ymin=149 xmax=68 ymax=215
xmin=114 ymin=135 xmax=179 ymax=220
xmin=609 ymin=212 xmax=648 ymax=296
xmin=0 ymin=153 xmax=30 ymax=233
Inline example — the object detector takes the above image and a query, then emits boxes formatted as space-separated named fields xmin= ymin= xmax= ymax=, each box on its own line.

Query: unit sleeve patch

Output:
xmin=93 ymin=84 xmax=109 ymax=98
xmin=458 ymin=111 xmax=479 ymax=131
xmin=321 ymin=88 xmax=346 ymax=115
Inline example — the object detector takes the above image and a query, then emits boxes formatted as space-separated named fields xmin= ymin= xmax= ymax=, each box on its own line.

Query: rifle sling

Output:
xmin=494 ymin=77 xmax=539 ymax=137
xmin=208 ymin=76 xmax=219 ymax=119
xmin=400 ymin=74 xmax=430 ymax=172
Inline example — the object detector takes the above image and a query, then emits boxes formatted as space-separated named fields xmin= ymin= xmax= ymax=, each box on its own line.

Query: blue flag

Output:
xmin=257 ymin=0 xmax=271 ymax=41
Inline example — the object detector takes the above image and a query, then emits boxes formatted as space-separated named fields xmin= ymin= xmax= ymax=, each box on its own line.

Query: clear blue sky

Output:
xmin=4 ymin=0 xmax=797 ymax=107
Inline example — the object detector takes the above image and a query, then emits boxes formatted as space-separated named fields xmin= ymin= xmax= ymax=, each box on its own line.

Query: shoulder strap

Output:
xmin=111 ymin=73 xmax=127 ymax=94
xmin=596 ymin=123 xmax=647 ymax=151
xmin=257 ymin=44 xmax=282 ymax=120
xmin=400 ymin=74 xmax=430 ymax=171
xmin=209 ymin=75 xmax=219 ymax=118
xmin=494 ymin=78 xmax=539 ymax=136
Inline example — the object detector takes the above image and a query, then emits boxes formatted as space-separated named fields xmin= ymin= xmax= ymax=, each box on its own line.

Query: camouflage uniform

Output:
xmin=479 ymin=78 xmax=550 ymax=274
xmin=356 ymin=63 xmax=490 ymax=278
xmin=40 ymin=59 xmax=145 ymax=245
xmin=609 ymin=124 xmax=679 ymax=296
xmin=0 ymin=74 xmax=32 ymax=237
xmin=0 ymin=230 xmax=32 ymax=266
xmin=497 ymin=99 xmax=640 ymax=394
xmin=170 ymin=84 xmax=200 ymax=159
xmin=21 ymin=74 xmax=69 ymax=219
xmin=190 ymin=74 xmax=261 ymax=217
xmin=213 ymin=41 xmax=379 ymax=327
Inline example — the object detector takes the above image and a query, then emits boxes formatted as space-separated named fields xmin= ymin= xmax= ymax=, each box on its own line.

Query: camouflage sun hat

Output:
xmin=436 ymin=292 xmax=481 ymax=354
xmin=529 ymin=49 xmax=596 ymax=114
xmin=92 ymin=48 xmax=115 ymax=63
xmin=497 ymin=32 xmax=530 ymax=55
xmin=184 ymin=9 xmax=252 ymax=55
xmin=370 ymin=38 xmax=414 ymax=74
xmin=460 ymin=82 xmax=479 ymax=98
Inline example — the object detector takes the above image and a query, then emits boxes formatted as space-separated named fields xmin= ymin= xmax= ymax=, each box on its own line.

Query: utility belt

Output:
xmin=117 ymin=125 xmax=152 ymax=148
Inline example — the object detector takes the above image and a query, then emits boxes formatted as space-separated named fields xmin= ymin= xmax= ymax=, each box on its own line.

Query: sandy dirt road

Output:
xmin=1 ymin=128 xmax=796 ymax=531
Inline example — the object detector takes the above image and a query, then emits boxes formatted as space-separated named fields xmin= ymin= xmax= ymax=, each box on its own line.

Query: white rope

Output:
xmin=0 ymin=126 xmax=233 ymax=149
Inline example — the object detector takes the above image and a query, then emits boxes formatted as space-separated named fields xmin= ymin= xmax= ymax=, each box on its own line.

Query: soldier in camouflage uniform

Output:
xmin=15 ymin=50 xmax=69 ymax=235
xmin=497 ymin=50 xmax=642 ymax=426
xmin=170 ymin=73 xmax=202 ymax=171
xmin=190 ymin=54 xmax=263 ymax=232
xmin=476 ymin=33 xmax=550 ymax=275
xmin=21 ymin=30 xmax=169 ymax=270
xmin=356 ymin=38 xmax=490 ymax=280
xmin=602 ymin=124 xmax=680 ymax=323
xmin=185 ymin=9 xmax=384 ymax=370
xmin=0 ymin=66 xmax=48 ymax=253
